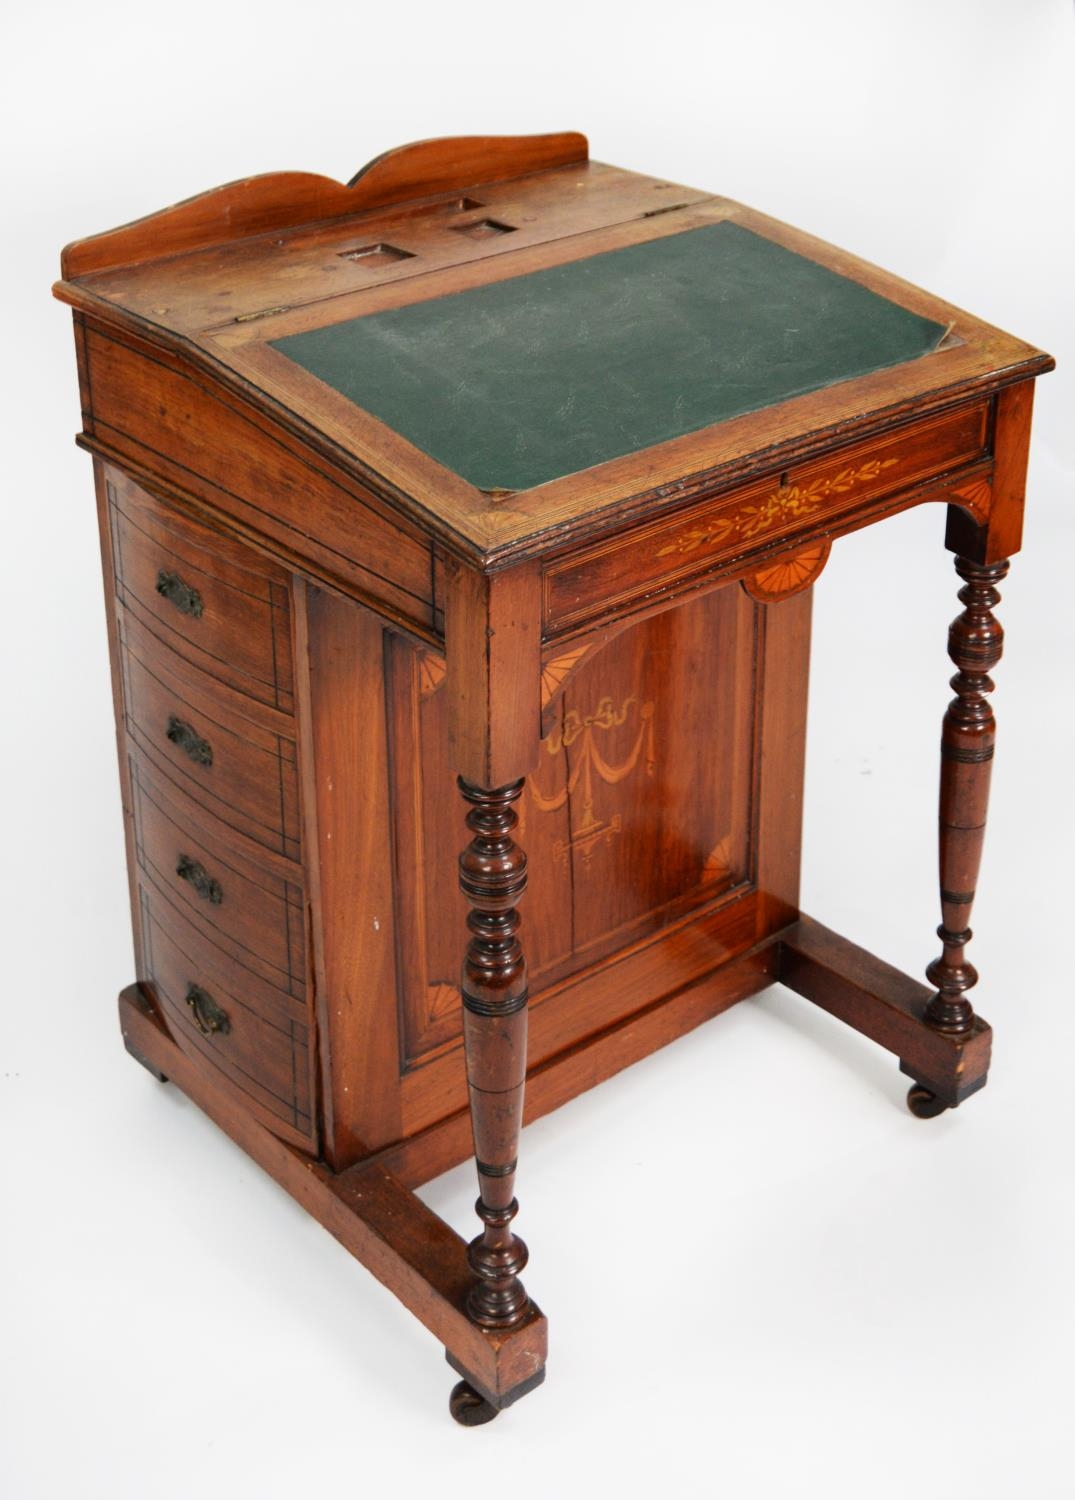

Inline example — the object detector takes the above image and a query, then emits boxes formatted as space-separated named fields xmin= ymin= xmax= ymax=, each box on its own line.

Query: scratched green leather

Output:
xmin=272 ymin=223 xmax=948 ymax=494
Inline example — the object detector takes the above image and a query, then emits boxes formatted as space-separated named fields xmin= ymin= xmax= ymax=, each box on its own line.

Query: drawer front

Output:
xmin=140 ymin=885 xmax=315 ymax=1148
xmin=119 ymin=614 xmax=301 ymax=858
xmin=544 ymin=399 xmax=991 ymax=633
xmin=130 ymin=755 xmax=305 ymax=999
xmin=107 ymin=468 xmax=294 ymax=712
xmin=86 ymin=328 xmax=436 ymax=636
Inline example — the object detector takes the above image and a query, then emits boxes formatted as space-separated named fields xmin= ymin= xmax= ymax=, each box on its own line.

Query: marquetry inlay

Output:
xmin=540 ymin=647 xmax=589 ymax=708
xmin=529 ymin=694 xmax=656 ymax=866
xmin=417 ymin=651 xmax=447 ymax=697
xmin=701 ymin=835 xmax=733 ymax=884
xmin=743 ymin=540 xmax=831 ymax=602
xmin=950 ymin=477 xmax=991 ymax=516
xmin=425 ymin=981 xmax=460 ymax=1025
xmin=656 ymin=458 xmax=899 ymax=560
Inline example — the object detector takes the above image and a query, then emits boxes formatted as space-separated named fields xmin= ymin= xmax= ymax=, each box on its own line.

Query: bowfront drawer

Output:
xmin=119 ymin=611 xmax=301 ymax=859
xmin=106 ymin=467 xmax=294 ymax=713
xmin=130 ymin=755 xmax=305 ymax=999
xmin=139 ymin=885 xmax=315 ymax=1149
xmin=543 ymin=398 xmax=991 ymax=633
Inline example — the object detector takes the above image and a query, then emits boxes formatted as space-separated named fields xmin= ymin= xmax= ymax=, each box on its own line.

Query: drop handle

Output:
xmin=185 ymin=983 xmax=231 ymax=1038
xmin=166 ymin=714 xmax=213 ymax=767
xmin=176 ymin=854 xmax=223 ymax=905
xmin=156 ymin=569 xmax=203 ymax=618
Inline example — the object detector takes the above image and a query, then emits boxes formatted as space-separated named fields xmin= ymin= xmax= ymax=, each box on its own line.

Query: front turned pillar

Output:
xmin=457 ymin=775 xmax=532 ymax=1329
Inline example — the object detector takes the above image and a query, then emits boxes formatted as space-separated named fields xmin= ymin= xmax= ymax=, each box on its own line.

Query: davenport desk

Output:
xmin=54 ymin=133 xmax=1053 ymax=1424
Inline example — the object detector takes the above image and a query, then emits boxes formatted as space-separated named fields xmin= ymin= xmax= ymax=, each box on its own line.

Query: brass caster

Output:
xmin=907 ymin=1084 xmax=950 ymax=1119
xmin=449 ymin=1379 xmax=499 ymax=1427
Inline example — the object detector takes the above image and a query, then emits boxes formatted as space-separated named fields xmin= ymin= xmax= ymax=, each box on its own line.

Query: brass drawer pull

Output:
xmin=156 ymin=569 xmax=204 ymax=619
xmin=176 ymin=854 xmax=223 ymax=905
xmin=166 ymin=714 xmax=213 ymax=767
xmin=185 ymin=983 xmax=231 ymax=1037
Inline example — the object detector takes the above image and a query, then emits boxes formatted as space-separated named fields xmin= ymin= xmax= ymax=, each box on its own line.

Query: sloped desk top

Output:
xmin=270 ymin=222 xmax=950 ymax=493
xmin=54 ymin=133 xmax=1051 ymax=561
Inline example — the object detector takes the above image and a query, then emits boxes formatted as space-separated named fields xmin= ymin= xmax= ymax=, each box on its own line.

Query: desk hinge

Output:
xmin=234 ymin=304 xmax=292 ymax=323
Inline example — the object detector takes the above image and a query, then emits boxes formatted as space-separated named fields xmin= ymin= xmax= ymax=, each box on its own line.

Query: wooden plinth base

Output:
xmin=117 ymin=911 xmax=992 ymax=1420
xmin=776 ymin=915 xmax=992 ymax=1107
xmin=118 ymin=984 xmax=548 ymax=1411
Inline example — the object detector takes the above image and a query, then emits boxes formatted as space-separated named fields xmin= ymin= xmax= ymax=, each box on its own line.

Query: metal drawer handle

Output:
xmin=185 ymin=983 xmax=231 ymax=1037
xmin=156 ymin=569 xmax=204 ymax=619
xmin=166 ymin=714 xmax=213 ymax=767
xmin=176 ymin=854 xmax=223 ymax=905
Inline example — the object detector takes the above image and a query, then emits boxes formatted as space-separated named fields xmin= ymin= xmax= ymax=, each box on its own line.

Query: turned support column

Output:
xmin=458 ymin=775 xmax=531 ymax=1329
xmin=925 ymin=555 xmax=1010 ymax=1034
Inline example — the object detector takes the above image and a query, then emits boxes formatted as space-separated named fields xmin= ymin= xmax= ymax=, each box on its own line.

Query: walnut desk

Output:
xmin=54 ymin=133 xmax=1053 ymax=1425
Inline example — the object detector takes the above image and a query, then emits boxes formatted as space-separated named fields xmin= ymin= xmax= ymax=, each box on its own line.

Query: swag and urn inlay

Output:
xmin=527 ymin=694 xmax=657 ymax=866
xmin=416 ymin=647 xmax=740 ymax=881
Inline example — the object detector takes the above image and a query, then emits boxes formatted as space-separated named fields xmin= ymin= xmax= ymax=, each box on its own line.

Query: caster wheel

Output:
xmin=907 ymin=1084 xmax=949 ymax=1119
xmin=449 ymin=1379 xmax=499 ymax=1427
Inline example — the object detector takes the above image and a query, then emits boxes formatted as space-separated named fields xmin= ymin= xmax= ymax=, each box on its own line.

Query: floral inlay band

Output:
xmin=656 ymin=456 xmax=900 ymax=559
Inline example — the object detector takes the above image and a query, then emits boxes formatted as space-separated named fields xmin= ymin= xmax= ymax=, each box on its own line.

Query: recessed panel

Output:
xmin=388 ymin=584 xmax=759 ymax=1069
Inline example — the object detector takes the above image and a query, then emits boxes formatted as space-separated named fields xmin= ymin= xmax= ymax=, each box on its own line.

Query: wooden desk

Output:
xmin=54 ymin=132 xmax=1053 ymax=1425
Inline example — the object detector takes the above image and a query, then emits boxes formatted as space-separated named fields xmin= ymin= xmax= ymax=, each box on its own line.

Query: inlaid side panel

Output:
xmin=387 ymin=586 xmax=759 ymax=1069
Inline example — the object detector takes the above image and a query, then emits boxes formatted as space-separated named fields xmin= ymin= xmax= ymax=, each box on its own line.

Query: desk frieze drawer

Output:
xmin=107 ymin=466 xmax=294 ymax=713
xmin=130 ymin=754 xmax=306 ymax=1000
xmin=139 ymin=886 xmax=315 ymax=1150
xmin=118 ymin=613 xmax=301 ymax=859
xmin=544 ymin=399 xmax=991 ymax=634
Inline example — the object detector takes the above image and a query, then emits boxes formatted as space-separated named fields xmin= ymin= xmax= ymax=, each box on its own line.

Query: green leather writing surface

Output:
xmin=272 ymin=223 xmax=948 ymax=493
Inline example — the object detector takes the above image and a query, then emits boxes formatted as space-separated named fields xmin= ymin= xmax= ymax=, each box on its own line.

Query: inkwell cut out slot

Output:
xmin=450 ymin=219 xmax=517 ymax=239
xmin=337 ymin=243 xmax=416 ymax=266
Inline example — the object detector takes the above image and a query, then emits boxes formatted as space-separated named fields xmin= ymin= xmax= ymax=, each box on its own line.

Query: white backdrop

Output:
xmin=3 ymin=2 xmax=1073 ymax=1496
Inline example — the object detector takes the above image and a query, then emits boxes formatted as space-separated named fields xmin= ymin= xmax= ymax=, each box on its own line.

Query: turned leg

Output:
xmin=911 ymin=555 xmax=1009 ymax=1111
xmin=457 ymin=776 xmax=532 ymax=1333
